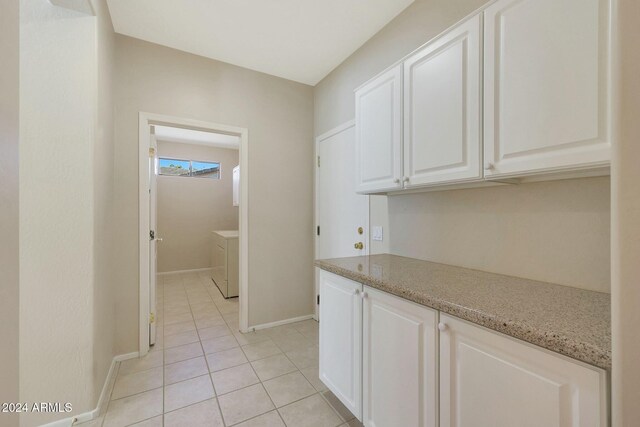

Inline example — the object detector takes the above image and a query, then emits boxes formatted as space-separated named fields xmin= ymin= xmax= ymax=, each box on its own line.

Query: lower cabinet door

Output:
xmin=362 ymin=286 xmax=438 ymax=427
xmin=319 ymin=270 xmax=362 ymax=420
xmin=439 ymin=315 xmax=607 ymax=427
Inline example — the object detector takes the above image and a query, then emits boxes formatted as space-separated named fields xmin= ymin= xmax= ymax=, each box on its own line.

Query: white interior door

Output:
xmin=149 ymin=130 xmax=158 ymax=346
xmin=316 ymin=122 xmax=369 ymax=318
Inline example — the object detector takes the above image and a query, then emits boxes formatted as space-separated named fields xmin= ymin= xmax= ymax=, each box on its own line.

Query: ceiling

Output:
xmin=154 ymin=126 xmax=240 ymax=149
xmin=106 ymin=0 xmax=414 ymax=85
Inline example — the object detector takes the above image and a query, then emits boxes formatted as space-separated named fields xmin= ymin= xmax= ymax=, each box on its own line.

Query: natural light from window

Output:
xmin=158 ymin=157 xmax=220 ymax=179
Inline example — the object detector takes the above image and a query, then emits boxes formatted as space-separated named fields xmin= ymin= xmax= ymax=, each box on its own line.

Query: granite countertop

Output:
xmin=315 ymin=254 xmax=611 ymax=370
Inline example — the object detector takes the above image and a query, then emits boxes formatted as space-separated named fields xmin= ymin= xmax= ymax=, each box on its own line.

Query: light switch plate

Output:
xmin=372 ymin=226 xmax=383 ymax=241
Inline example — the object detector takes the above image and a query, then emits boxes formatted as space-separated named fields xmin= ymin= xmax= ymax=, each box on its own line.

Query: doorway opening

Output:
xmin=139 ymin=112 xmax=250 ymax=356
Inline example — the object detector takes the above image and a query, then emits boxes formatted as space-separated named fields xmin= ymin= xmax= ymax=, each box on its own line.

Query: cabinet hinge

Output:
xmin=317 ymin=225 xmax=320 ymax=236
xmin=149 ymin=312 xmax=155 ymax=324
xmin=317 ymin=156 xmax=320 ymax=167
xmin=317 ymin=295 xmax=320 ymax=305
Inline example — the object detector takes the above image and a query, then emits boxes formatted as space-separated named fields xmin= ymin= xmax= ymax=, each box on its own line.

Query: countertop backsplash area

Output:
xmin=385 ymin=176 xmax=611 ymax=293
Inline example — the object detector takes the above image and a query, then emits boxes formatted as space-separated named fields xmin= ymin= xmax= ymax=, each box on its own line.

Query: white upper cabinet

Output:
xmin=355 ymin=65 xmax=403 ymax=194
xmin=483 ymin=0 xmax=611 ymax=178
xmin=362 ymin=286 xmax=438 ymax=427
xmin=318 ymin=270 xmax=362 ymax=420
xmin=403 ymin=15 xmax=482 ymax=187
xmin=439 ymin=315 xmax=607 ymax=427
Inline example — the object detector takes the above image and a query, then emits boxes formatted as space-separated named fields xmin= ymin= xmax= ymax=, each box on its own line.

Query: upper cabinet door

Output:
xmin=484 ymin=0 xmax=611 ymax=178
xmin=403 ymin=15 xmax=482 ymax=187
xmin=355 ymin=64 xmax=403 ymax=194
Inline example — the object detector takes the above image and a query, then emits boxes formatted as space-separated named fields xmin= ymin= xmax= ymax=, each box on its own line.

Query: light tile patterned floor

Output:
xmin=85 ymin=271 xmax=361 ymax=427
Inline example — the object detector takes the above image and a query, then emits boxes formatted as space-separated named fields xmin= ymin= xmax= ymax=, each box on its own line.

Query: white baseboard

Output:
xmin=250 ymin=314 xmax=315 ymax=331
xmin=157 ymin=267 xmax=212 ymax=276
xmin=114 ymin=352 xmax=139 ymax=362
xmin=38 ymin=351 xmax=139 ymax=427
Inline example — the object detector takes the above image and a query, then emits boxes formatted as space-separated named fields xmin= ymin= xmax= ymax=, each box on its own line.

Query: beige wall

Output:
xmin=113 ymin=36 xmax=315 ymax=351
xmin=612 ymin=0 xmax=640 ymax=423
xmin=92 ymin=0 xmax=117 ymax=410
xmin=157 ymin=141 xmax=239 ymax=272
xmin=19 ymin=1 xmax=116 ymax=425
xmin=314 ymin=0 xmax=611 ymax=293
xmin=389 ymin=178 xmax=610 ymax=292
xmin=0 ymin=0 xmax=19 ymax=426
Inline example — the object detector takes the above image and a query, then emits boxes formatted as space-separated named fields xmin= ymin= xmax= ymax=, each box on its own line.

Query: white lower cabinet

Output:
xmin=439 ymin=314 xmax=607 ymax=427
xmin=318 ymin=271 xmax=608 ymax=426
xmin=362 ymin=286 xmax=438 ymax=427
xmin=318 ymin=270 xmax=363 ymax=420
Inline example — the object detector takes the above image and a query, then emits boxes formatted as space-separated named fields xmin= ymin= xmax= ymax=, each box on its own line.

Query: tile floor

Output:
xmin=84 ymin=271 xmax=362 ymax=427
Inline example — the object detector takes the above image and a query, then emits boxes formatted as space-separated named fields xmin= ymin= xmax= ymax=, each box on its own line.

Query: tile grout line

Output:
xmin=102 ymin=271 xmax=331 ymax=427
xmin=195 ymin=274 xmax=230 ymax=427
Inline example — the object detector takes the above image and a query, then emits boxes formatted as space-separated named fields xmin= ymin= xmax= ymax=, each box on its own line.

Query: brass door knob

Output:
xmin=354 ymin=242 xmax=364 ymax=250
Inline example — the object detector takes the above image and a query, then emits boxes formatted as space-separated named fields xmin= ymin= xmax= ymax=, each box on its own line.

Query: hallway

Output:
xmin=88 ymin=271 xmax=359 ymax=426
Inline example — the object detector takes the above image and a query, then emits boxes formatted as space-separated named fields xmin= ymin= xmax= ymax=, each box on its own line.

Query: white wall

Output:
xmin=612 ymin=0 xmax=640 ymax=423
xmin=157 ymin=141 xmax=239 ymax=272
xmin=19 ymin=1 xmax=116 ymax=425
xmin=0 ymin=1 xmax=20 ymax=426
xmin=113 ymin=35 xmax=315 ymax=352
xmin=314 ymin=0 xmax=611 ymax=293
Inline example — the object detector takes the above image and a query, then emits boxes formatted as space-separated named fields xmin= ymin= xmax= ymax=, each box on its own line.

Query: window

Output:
xmin=158 ymin=158 xmax=220 ymax=179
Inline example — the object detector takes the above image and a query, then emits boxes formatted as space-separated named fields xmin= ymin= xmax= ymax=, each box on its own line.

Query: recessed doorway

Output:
xmin=139 ymin=112 xmax=250 ymax=356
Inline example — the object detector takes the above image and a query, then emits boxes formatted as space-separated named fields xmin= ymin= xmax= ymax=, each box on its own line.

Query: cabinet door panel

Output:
xmin=319 ymin=270 xmax=362 ymax=419
xmin=355 ymin=65 xmax=403 ymax=193
xmin=362 ymin=287 xmax=437 ymax=427
xmin=404 ymin=15 xmax=482 ymax=187
xmin=439 ymin=315 xmax=607 ymax=427
xmin=484 ymin=0 xmax=610 ymax=177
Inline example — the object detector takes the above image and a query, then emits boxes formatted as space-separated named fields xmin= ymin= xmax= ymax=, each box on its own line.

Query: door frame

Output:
xmin=314 ymin=119 xmax=370 ymax=320
xmin=138 ymin=112 xmax=250 ymax=356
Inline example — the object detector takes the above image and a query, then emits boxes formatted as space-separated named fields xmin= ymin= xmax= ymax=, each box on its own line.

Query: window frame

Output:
xmin=157 ymin=156 xmax=221 ymax=179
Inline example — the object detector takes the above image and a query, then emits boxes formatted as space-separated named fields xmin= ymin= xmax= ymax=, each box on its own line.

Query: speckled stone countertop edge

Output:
xmin=315 ymin=259 xmax=611 ymax=371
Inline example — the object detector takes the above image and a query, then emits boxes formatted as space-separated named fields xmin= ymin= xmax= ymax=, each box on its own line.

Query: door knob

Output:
xmin=484 ymin=162 xmax=495 ymax=171
xmin=402 ymin=176 xmax=409 ymax=183
xmin=354 ymin=242 xmax=364 ymax=250
xmin=438 ymin=322 xmax=448 ymax=332
xmin=393 ymin=178 xmax=400 ymax=184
